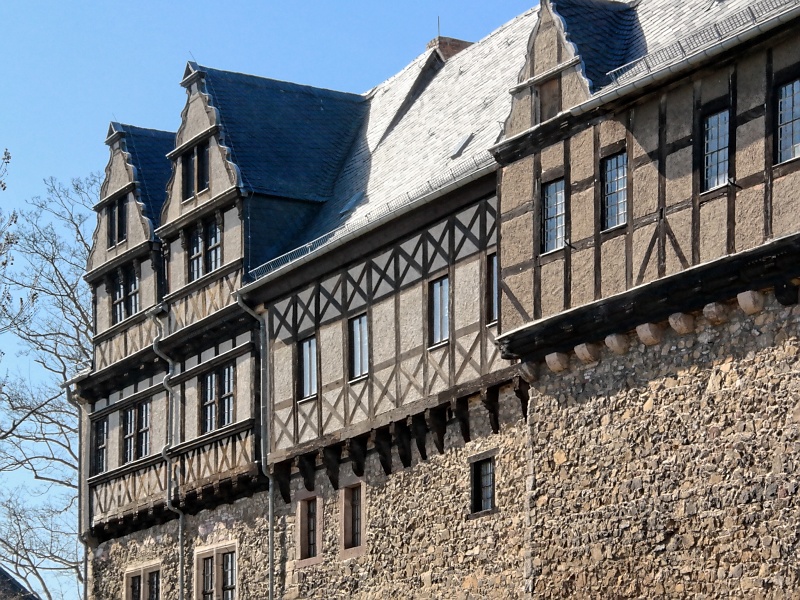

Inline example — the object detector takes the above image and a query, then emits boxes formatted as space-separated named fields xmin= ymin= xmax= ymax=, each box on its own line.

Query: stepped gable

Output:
xmin=300 ymin=7 xmax=539 ymax=245
xmin=109 ymin=123 xmax=174 ymax=228
xmin=194 ymin=63 xmax=368 ymax=203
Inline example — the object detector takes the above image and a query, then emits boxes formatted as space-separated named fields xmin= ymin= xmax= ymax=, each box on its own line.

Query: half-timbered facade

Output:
xmin=76 ymin=1 xmax=800 ymax=598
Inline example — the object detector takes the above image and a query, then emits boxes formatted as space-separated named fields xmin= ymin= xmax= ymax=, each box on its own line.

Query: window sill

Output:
xmin=540 ymin=245 xmax=565 ymax=257
xmin=340 ymin=544 xmax=366 ymax=560
xmin=107 ymin=239 xmax=128 ymax=251
xmin=348 ymin=374 xmax=368 ymax=385
xmin=600 ymin=222 xmax=627 ymax=235
xmin=699 ymin=184 xmax=728 ymax=201
xmin=297 ymin=394 xmax=318 ymax=404
xmin=427 ymin=340 xmax=449 ymax=351
xmin=296 ymin=554 xmax=324 ymax=568
xmin=466 ymin=507 xmax=499 ymax=521
xmin=486 ymin=320 xmax=498 ymax=328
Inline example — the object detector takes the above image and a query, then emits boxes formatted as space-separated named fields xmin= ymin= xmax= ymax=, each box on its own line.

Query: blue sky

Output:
xmin=2 ymin=1 xmax=535 ymax=210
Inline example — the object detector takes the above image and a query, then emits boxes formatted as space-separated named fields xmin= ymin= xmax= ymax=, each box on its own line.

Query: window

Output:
xmin=187 ymin=219 xmax=222 ymax=282
xmin=107 ymin=196 xmax=127 ymax=248
xmin=182 ymin=140 xmax=210 ymax=201
xmin=299 ymin=497 xmax=320 ymax=560
xmin=778 ymin=79 xmax=800 ymax=164
xmin=111 ymin=265 xmax=139 ymax=325
xmin=429 ymin=276 xmax=449 ymax=346
xmin=343 ymin=485 xmax=363 ymax=550
xmin=703 ymin=110 xmax=729 ymax=191
xmin=201 ymin=363 xmax=235 ymax=435
xmin=196 ymin=547 xmax=235 ymax=600
xmin=602 ymin=152 xmax=628 ymax=230
xmin=542 ymin=179 xmax=565 ymax=253
xmin=122 ymin=401 xmax=150 ymax=464
xmin=91 ymin=418 xmax=107 ymax=475
xmin=487 ymin=253 xmax=498 ymax=324
xmin=299 ymin=337 xmax=317 ymax=399
xmin=124 ymin=565 xmax=159 ymax=600
xmin=471 ymin=456 xmax=495 ymax=514
xmin=348 ymin=314 xmax=369 ymax=380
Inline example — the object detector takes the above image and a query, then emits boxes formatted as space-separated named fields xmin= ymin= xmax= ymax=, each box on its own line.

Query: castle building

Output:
xmin=75 ymin=0 xmax=800 ymax=597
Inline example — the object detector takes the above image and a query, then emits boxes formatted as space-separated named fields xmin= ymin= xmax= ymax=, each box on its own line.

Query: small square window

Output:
xmin=124 ymin=564 xmax=160 ymax=600
xmin=429 ymin=276 xmax=450 ymax=346
xmin=703 ymin=110 xmax=729 ymax=191
xmin=299 ymin=337 xmax=318 ymax=399
xmin=195 ymin=547 xmax=236 ymax=600
xmin=542 ymin=179 xmax=565 ymax=253
xmin=602 ymin=152 xmax=628 ymax=230
xmin=107 ymin=196 xmax=127 ymax=248
xmin=299 ymin=497 xmax=321 ymax=561
xmin=348 ymin=314 xmax=369 ymax=380
xmin=778 ymin=79 xmax=800 ymax=164
xmin=471 ymin=457 xmax=495 ymax=514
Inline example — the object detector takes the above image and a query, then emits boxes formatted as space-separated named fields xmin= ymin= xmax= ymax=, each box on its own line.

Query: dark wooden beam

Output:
xmin=513 ymin=375 xmax=530 ymax=421
xmin=455 ymin=397 xmax=470 ymax=443
xmin=273 ymin=460 xmax=292 ymax=504
xmin=482 ymin=386 xmax=500 ymax=434
xmin=411 ymin=413 xmax=429 ymax=461
xmin=394 ymin=420 xmax=413 ymax=468
xmin=323 ymin=444 xmax=342 ymax=490
xmin=348 ymin=435 xmax=368 ymax=478
xmin=374 ymin=427 xmax=393 ymax=475
xmin=426 ymin=405 xmax=448 ymax=455
xmin=298 ymin=451 xmax=317 ymax=492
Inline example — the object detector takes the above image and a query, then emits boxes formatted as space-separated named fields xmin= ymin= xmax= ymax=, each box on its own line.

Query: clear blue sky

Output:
xmin=2 ymin=1 xmax=536 ymax=210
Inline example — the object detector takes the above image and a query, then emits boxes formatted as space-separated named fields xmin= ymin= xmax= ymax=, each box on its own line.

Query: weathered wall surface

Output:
xmin=527 ymin=292 xmax=800 ymax=598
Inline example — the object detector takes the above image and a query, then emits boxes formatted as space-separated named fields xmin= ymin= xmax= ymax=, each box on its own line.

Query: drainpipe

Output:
xmin=233 ymin=291 xmax=274 ymax=600
xmin=148 ymin=305 xmax=185 ymax=600
xmin=62 ymin=372 xmax=90 ymax=600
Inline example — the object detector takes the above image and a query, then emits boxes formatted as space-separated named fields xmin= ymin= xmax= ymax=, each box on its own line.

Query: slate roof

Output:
xmin=0 ymin=565 xmax=39 ymax=600
xmin=298 ymin=7 xmax=540 ymax=245
xmin=194 ymin=64 xmax=368 ymax=202
xmin=553 ymin=0 xmax=776 ymax=92
xmin=111 ymin=123 xmax=174 ymax=228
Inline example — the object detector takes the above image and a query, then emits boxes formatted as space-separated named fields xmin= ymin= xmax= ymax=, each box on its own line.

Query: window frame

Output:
xmin=106 ymin=195 xmax=127 ymax=248
xmin=601 ymin=151 xmax=628 ymax=231
xmin=124 ymin=562 xmax=160 ymax=600
xmin=186 ymin=218 xmax=223 ymax=283
xmin=776 ymin=77 xmax=800 ymax=165
xmin=298 ymin=336 xmax=318 ymax=400
xmin=348 ymin=314 xmax=369 ymax=381
xmin=181 ymin=140 xmax=211 ymax=201
xmin=200 ymin=362 xmax=235 ymax=435
xmin=121 ymin=400 xmax=151 ymax=464
xmin=297 ymin=494 xmax=323 ymax=566
xmin=469 ymin=450 xmax=497 ymax=517
xmin=702 ymin=109 xmax=730 ymax=192
xmin=340 ymin=481 xmax=366 ymax=559
xmin=110 ymin=264 xmax=140 ymax=325
xmin=541 ymin=178 xmax=566 ymax=253
xmin=429 ymin=275 xmax=450 ymax=347
xmin=486 ymin=252 xmax=499 ymax=325
xmin=91 ymin=417 xmax=108 ymax=476
xmin=194 ymin=544 xmax=237 ymax=600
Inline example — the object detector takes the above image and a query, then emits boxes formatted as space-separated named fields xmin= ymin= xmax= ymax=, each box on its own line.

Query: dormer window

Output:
xmin=111 ymin=264 xmax=140 ymax=325
xmin=106 ymin=196 xmax=127 ymax=248
xmin=182 ymin=140 xmax=210 ymax=200
xmin=187 ymin=218 xmax=222 ymax=282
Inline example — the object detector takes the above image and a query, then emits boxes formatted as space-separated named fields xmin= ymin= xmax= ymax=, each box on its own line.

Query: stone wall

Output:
xmin=527 ymin=291 xmax=800 ymax=598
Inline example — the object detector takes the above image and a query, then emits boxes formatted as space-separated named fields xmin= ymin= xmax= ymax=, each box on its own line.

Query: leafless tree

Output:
xmin=0 ymin=174 xmax=98 ymax=600
xmin=0 ymin=149 xmax=10 ymax=191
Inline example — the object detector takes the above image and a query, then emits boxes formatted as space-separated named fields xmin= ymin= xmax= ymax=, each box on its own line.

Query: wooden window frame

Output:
xmin=107 ymin=195 xmax=127 ymax=248
xmin=601 ymin=151 xmax=628 ymax=231
xmin=200 ymin=362 xmax=235 ymax=435
xmin=340 ymin=481 xmax=366 ymax=559
xmin=121 ymin=400 xmax=151 ymax=464
xmin=182 ymin=140 xmax=211 ymax=201
xmin=187 ymin=217 xmax=223 ymax=283
xmin=298 ymin=336 xmax=318 ymax=400
xmin=296 ymin=493 xmax=323 ymax=566
xmin=702 ymin=109 xmax=730 ymax=192
xmin=776 ymin=76 xmax=800 ymax=165
xmin=541 ymin=178 xmax=566 ymax=254
xmin=124 ymin=561 xmax=160 ymax=600
xmin=429 ymin=275 xmax=450 ymax=347
xmin=194 ymin=543 xmax=237 ymax=600
xmin=110 ymin=264 xmax=140 ymax=325
xmin=91 ymin=417 xmax=108 ymax=475
xmin=348 ymin=314 xmax=369 ymax=381
xmin=468 ymin=449 xmax=498 ymax=518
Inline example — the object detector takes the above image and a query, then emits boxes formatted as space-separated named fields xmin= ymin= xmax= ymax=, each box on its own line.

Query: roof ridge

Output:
xmin=114 ymin=122 xmax=176 ymax=136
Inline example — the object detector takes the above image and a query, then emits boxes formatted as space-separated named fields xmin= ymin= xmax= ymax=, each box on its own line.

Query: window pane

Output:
xmin=205 ymin=220 xmax=221 ymax=272
xmin=220 ymin=364 xmax=234 ymax=427
xmin=147 ymin=571 xmax=160 ymax=600
xmin=703 ymin=110 xmax=729 ymax=190
xmin=307 ymin=499 xmax=317 ymax=558
xmin=779 ymin=79 xmax=800 ymax=163
xmin=602 ymin=153 xmax=627 ymax=230
xmin=137 ymin=401 xmax=150 ymax=458
xmin=202 ymin=556 xmax=214 ymax=599
xmin=349 ymin=315 xmax=368 ymax=379
xmin=182 ymin=152 xmax=195 ymax=200
xmin=430 ymin=277 xmax=449 ymax=344
xmin=189 ymin=228 xmax=203 ymax=282
xmin=117 ymin=197 xmax=127 ymax=243
xmin=542 ymin=180 xmax=565 ymax=252
xmin=351 ymin=486 xmax=361 ymax=548
xmin=107 ymin=203 xmax=117 ymax=248
xmin=222 ymin=551 xmax=236 ymax=599
xmin=93 ymin=419 xmax=107 ymax=474
xmin=202 ymin=372 xmax=217 ymax=433
xmin=130 ymin=575 xmax=141 ymax=600
xmin=487 ymin=253 xmax=498 ymax=323
xmin=300 ymin=338 xmax=317 ymax=398
xmin=198 ymin=142 xmax=210 ymax=192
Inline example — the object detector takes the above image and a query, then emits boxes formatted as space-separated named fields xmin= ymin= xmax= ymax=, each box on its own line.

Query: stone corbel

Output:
xmin=374 ymin=426 xmax=393 ymax=475
xmin=737 ymin=290 xmax=764 ymax=315
xmin=394 ymin=419 xmax=413 ymax=468
xmin=481 ymin=386 xmax=500 ymax=434
xmin=411 ymin=413 xmax=429 ymax=461
xmin=513 ymin=375 xmax=530 ymax=421
xmin=426 ymin=405 xmax=448 ymax=455
xmin=668 ymin=312 xmax=695 ymax=335
xmin=298 ymin=451 xmax=318 ymax=492
xmin=323 ymin=444 xmax=342 ymax=490
xmin=636 ymin=323 xmax=663 ymax=346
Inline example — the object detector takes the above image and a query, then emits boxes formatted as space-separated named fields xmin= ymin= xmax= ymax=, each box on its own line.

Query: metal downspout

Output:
xmin=234 ymin=292 xmax=274 ymax=600
xmin=148 ymin=305 xmax=185 ymax=600
xmin=62 ymin=379 xmax=89 ymax=600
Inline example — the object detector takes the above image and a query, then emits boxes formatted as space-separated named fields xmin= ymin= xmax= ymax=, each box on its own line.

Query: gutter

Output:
xmin=239 ymin=160 xmax=497 ymax=294
xmin=148 ymin=305 xmax=185 ymax=600
xmin=61 ymin=371 xmax=90 ymax=600
xmin=492 ymin=3 xmax=800 ymax=154
xmin=233 ymin=292 xmax=275 ymax=600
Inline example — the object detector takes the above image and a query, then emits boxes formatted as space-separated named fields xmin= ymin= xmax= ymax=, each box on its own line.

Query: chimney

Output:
xmin=426 ymin=36 xmax=473 ymax=61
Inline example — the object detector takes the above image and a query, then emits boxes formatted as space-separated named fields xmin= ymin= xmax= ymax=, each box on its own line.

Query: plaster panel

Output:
xmin=150 ymin=393 xmax=167 ymax=453
xmin=772 ymin=172 xmax=800 ymax=239
xmin=104 ymin=151 xmax=134 ymax=199
xmin=570 ymin=187 xmax=594 ymax=242
xmin=633 ymin=223 xmax=658 ymax=285
xmin=372 ymin=367 xmax=396 ymax=415
xmin=107 ymin=410 xmax=120 ymax=471
xmin=398 ymin=287 xmax=424 ymax=353
xmin=96 ymin=286 xmax=110 ymax=334
xmin=541 ymin=141 xmax=564 ymax=174
xmin=736 ymin=117 xmax=765 ymax=179
xmin=319 ymin=321 xmax=344 ymax=387
xmin=735 ymin=185 xmax=764 ymax=252
xmin=601 ymin=235 xmax=626 ymax=297
xmin=170 ymin=240 xmax=185 ymax=292
xmin=222 ymin=208 xmax=241 ymax=264
xmin=737 ymin=51 xmax=767 ymax=113
xmin=630 ymin=100 xmax=659 ymax=158
xmin=540 ymin=259 xmax=564 ymax=318
xmin=599 ymin=117 xmax=626 ymax=149
xmin=571 ymin=248 xmax=594 ymax=308
xmin=371 ymin=298 xmax=396 ymax=366
xmin=506 ymin=91 xmax=533 ymax=139
xmin=665 ymin=147 xmax=692 ymax=206
xmin=699 ymin=197 xmax=728 ymax=263
xmin=501 ymin=157 xmax=534 ymax=214
xmin=235 ymin=354 xmax=252 ymax=422
xmin=321 ymin=386 xmax=345 ymax=435
xmin=427 ymin=346 xmax=449 ymax=395
xmin=570 ymin=128 xmax=594 ymax=183
xmin=502 ymin=270 xmax=533 ymax=331
xmin=209 ymin=138 xmax=237 ymax=195
xmin=666 ymin=85 xmax=693 ymax=143
xmin=561 ymin=67 xmax=588 ymax=110
xmin=701 ymin=68 xmax=729 ymax=103
xmin=140 ymin=259 xmax=156 ymax=310
xmin=500 ymin=213 xmax=533 ymax=269
xmin=455 ymin=331 xmax=480 ymax=384
xmin=273 ymin=406 xmax=294 ymax=450
xmin=297 ymin=400 xmax=318 ymax=443
xmin=273 ymin=343 xmax=295 ymax=404
xmin=533 ymin=18 xmax=559 ymax=74
xmin=454 ymin=258 xmax=480 ymax=331
xmin=665 ymin=208 xmax=691 ymax=276
xmin=400 ymin=354 xmax=423 ymax=405
xmin=184 ymin=379 xmax=198 ymax=441
xmin=633 ymin=161 xmax=659 ymax=219
xmin=772 ymin=35 xmax=800 ymax=74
